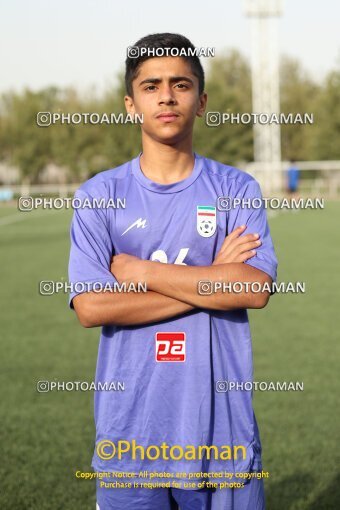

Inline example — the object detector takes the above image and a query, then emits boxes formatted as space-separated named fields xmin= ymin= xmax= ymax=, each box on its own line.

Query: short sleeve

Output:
xmin=227 ymin=179 xmax=278 ymax=282
xmin=68 ymin=189 xmax=118 ymax=309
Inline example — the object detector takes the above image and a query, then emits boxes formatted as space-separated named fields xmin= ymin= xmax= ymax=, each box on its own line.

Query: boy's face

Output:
xmin=125 ymin=56 xmax=207 ymax=145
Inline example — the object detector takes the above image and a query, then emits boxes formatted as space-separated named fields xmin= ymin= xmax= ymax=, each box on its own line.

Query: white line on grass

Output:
xmin=0 ymin=209 xmax=63 ymax=227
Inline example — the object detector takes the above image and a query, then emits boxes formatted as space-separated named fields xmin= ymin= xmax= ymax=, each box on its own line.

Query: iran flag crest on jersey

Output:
xmin=197 ymin=206 xmax=217 ymax=237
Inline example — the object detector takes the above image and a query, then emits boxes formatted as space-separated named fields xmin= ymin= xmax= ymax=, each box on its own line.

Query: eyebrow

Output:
xmin=138 ymin=76 xmax=194 ymax=87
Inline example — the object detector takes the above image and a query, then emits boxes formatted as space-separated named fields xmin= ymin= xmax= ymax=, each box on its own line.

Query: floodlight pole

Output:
xmin=244 ymin=0 xmax=283 ymax=192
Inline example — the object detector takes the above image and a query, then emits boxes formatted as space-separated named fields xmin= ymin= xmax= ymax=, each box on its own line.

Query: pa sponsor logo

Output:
xmin=197 ymin=206 xmax=216 ymax=237
xmin=155 ymin=332 xmax=186 ymax=362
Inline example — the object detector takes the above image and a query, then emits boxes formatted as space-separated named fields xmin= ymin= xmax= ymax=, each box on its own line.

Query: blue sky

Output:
xmin=0 ymin=0 xmax=339 ymax=93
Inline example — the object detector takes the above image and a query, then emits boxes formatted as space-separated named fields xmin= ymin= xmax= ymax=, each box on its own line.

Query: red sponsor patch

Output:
xmin=155 ymin=332 xmax=186 ymax=362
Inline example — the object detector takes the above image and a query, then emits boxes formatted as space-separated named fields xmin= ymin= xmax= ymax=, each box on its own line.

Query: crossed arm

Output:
xmin=73 ymin=226 xmax=272 ymax=328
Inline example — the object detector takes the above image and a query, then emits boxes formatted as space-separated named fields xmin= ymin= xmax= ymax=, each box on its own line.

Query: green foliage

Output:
xmin=280 ymin=57 xmax=321 ymax=161
xmin=0 ymin=88 xmax=58 ymax=182
xmin=0 ymin=52 xmax=339 ymax=182
xmin=194 ymin=50 xmax=253 ymax=164
xmin=309 ymin=66 xmax=340 ymax=159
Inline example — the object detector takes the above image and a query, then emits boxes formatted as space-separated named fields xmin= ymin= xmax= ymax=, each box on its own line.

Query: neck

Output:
xmin=139 ymin=135 xmax=195 ymax=184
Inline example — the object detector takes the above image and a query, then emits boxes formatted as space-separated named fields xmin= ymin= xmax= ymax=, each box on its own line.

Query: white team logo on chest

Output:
xmin=197 ymin=206 xmax=216 ymax=237
xmin=121 ymin=217 xmax=147 ymax=236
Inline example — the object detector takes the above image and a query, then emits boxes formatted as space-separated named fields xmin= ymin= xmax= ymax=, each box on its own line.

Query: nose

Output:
xmin=158 ymin=85 xmax=177 ymax=105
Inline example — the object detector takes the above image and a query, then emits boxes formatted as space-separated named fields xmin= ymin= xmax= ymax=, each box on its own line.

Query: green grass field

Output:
xmin=0 ymin=203 xmax=339 ymax=510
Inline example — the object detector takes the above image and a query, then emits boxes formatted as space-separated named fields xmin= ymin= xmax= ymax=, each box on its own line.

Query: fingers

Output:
xmin=219 ymin=225 xmax=246 ymax=253
xmin=235 ymin=239 xmax=261 ymax=254
xmin=225 ymin=237 xmax=261 ymax=262
xmin=219 ymin=230 xmax=260 ymax=255
xmin=213 ymin=225 xmax=262 ymax=265
xmin=219 ymin=241 xmax=259 ymax=263
xmin=227 ymin=224 xmax=247 ymax=240
xmin=235 ymin=250 xmax=257 ymax=263
xmin=239 ymin=233 xmax=259 ymax=243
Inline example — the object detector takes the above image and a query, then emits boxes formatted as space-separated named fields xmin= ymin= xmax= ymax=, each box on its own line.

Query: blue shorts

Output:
xmin=96 ymin=476 xmax=265 ymax=510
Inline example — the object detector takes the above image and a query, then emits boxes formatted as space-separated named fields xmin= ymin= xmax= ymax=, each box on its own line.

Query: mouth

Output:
xmin=156 ymin=112 xmax=180 ymax=122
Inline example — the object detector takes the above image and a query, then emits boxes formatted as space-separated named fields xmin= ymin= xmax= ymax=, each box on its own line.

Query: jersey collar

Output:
xmin=131 ymin=152 xmax=204 ymax=193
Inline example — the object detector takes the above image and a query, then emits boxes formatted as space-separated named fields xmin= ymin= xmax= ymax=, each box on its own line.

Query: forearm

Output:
xmin=73 ymin=289 xmax=195 ymax=328
xmin=144 ymin=262 xmax=271 ymax=310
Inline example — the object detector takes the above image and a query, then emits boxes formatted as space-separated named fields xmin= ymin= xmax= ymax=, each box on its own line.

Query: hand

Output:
xmin=213 ymin=225 xmax=261 ymax=265
xmin=110 ymin=253 xmax=149 ymax=285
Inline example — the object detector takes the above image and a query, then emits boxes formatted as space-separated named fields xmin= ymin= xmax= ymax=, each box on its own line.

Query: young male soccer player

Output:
xmin=68 ymin=33 xmax=277 ymax=510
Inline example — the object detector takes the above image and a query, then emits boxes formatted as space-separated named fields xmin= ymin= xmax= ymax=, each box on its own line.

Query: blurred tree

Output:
xmin=1 ymin=51 xmax=339 ymax=183
xmin=194 ymin=49 xmax=253 ymax=165
xmin=99 ymin=74 xmax=142 ymax=171
xmin=50 ymin=87 xmax=105 ymax=182
xmin=280 ymin=56 xmax=320 ymax=161
xmin=0 ymin=88 xmax=58 ymax=183
xmin=309 ymin=64 xmax=340 ymax=160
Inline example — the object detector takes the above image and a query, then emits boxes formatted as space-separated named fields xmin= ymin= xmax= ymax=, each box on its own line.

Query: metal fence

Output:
xmin=0 ymin=161 xmax=340 ymax=201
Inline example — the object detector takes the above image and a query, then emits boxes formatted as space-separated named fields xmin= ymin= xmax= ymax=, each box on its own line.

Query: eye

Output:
xmin=145 ymin=85 xmax=157 ymax=91
xmin=175 ymin=83 xmax=189 ymax=89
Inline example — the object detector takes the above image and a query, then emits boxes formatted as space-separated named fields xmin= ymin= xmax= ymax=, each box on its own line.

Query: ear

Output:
xmin=124 ymin=95 xmax=136 ymax=115
xmin=196 ymin=92 xmax=208 ymax=118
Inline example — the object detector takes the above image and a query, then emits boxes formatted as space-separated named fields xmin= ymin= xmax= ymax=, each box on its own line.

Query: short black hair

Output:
xmin=125 ymin=33 xmax=205 ymax=97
